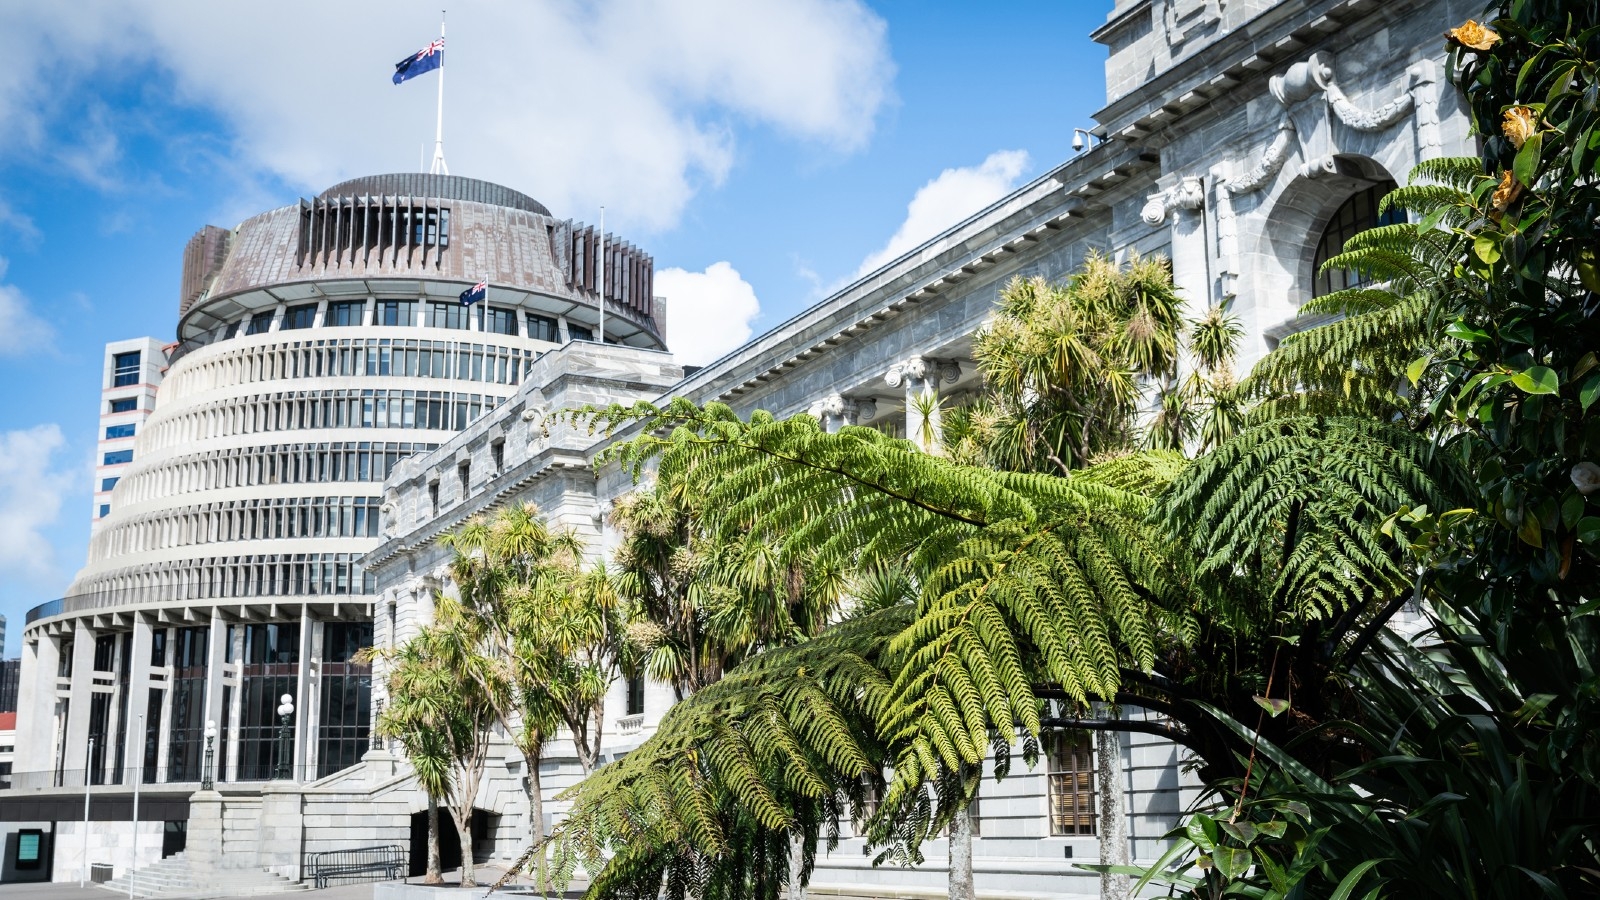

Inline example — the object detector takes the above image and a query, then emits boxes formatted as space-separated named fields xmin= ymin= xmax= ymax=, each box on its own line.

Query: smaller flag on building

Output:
xmin=393 ymin=38 xmax=444 ymax=85
xmin=459 ymin=280 xmax=487 ymax=306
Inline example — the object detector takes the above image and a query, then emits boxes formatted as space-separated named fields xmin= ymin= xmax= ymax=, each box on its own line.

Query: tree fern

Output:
xmin=1245 ymin=159 xmax=1479 ymax=421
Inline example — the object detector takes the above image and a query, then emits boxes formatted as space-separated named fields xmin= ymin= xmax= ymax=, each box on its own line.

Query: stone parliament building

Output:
xmin=1 ymin=1 xmax=1475 ymax=896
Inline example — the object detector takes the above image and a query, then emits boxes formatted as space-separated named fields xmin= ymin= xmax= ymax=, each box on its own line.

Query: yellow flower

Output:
xmin=1491 ymin=170 xmax=1522 ymax=216
xmin=1502 ymin=106 xmax=1538 ymax=148
xmin=1448 ymin=20 xmax=1500 ymax=51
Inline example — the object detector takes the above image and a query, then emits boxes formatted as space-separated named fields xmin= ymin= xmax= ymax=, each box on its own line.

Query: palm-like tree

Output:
xmin=967 ymin=254 xmax=1184 ymax=473
xmin=376 ymin=622 xmax=497 ymax=886
xmin=438 ymin=502 xmax=584 ymax=884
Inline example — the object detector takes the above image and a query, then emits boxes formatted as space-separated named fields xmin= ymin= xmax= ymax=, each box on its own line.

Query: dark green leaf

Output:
xmin=1446 ymin=320 xmax=1492 ymax=343
xmin=1510 ymin=365 xmax=1559 ymax=395
xmin=1220 ymin=820 xmax=1260 ymax=846
xmin=1213 ymin=845 xmax=1252 ymax=880
xmin=1580 ymin=374 xmax=1600 ymax=410
xmin=1578 ymin=517 xmax=1600 ymax=545
xmin=1329 ymin=858 xmax=1387 ymax=900
xmin=1513 ymin=132 xmax=1543 ymax=186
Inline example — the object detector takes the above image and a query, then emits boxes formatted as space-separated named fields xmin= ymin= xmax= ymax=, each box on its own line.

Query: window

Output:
xmin=428 ymin=481 xmax=440 ymax=515
xmin=484 ymin=307 xmax=518 ymax=336
xmin=1048 ymin=733 xmax=1096 ymax=836
xmin=104 ymin=449 xmax=133 ymax=466
xmin=166 ymin=627 xmax=209 ymax=782
xmin=106 ymin=423 xmax=136 ymax=439
xmin=377 ymin=300 xmax=416 ymax=327
xmin=458 ymin=461 xmax=471 ymax=499
xmin=150 ymin=628 xmax=169 ymax=666
xmin=625 ymin=673 xmax=645 ymax=717
xmin=58 ymin=641 xmax=74 ymax=677
xmin=317 ymin=622 xmax=373 ymax=778
xmin=245 ymin=311 xmax=275 ymax=335
xmin=112 ymin=351 xmax=141 ymax=387
xmin=526 ymin=313 xmax=559 ymax=343
xmin=428 ymin=302 xmax=470 ymax=330
xmin=325 ymin=301 xmax=365 ymax=327
xmin=238 ymin=623 xmax=300 ymax=780
xmin=568 ymin=323 xmax=594 ymax=342
xmin=109 ymin=398 xmax=137 ymax=414
xmin=100 ymin=477 xmax=120 ymax=492
xmin=490 ymin=438 xmax=505 ymax=474
xmin=98 ymin=504 xmax=111 ymax=518
xmin=282 ymin=304 xmax=317 ymax=330
xmin=1312 ymin=181 xmax=1403 ymax=297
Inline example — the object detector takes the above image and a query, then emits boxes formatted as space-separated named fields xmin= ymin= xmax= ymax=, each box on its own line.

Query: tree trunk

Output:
xmin=425 ymin=795 xmax=443 ymax=885
xmin=525 ymin=751 xmax=546 ymax=895
xmin=1097 ymin=721 xmax=1131 ymax=900
xmin=787 ymin=833 xmax=807 ymax=900
xmin=948 ymin=802 xmax=975 ymax=900
xmin=453 ymin=804 xmax=477 ymax=887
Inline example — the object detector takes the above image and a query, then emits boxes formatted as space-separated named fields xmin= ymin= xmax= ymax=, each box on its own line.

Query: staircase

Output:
xmin=101 ymin=853 xmax=312 ymax=898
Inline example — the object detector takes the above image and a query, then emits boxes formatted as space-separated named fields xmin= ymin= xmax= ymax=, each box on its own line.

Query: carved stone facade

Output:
xmin=7 ymin=1 xmax=1473 ymax=896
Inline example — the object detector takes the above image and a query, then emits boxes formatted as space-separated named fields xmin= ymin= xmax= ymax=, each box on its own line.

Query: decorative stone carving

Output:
xmin=1408 ymin=60 xmax=1442 ymax=157
xmin=886 ymin=357 xmax=960 ymax=389
xmin=1162 ymin=0 xmax=1223 ymax=48
xmin=1224 ymin=121 xmax=1295 ymax=195
xmin=808 ymin=393 xmax=866 ymax=432
xmin=1225 ymin=51 xmax=1424 ymax=196
xmin=1141 ymin=176 xmax=1206 ymax=226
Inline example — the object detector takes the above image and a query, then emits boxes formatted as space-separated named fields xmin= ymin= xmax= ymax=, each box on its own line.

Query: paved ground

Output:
xmin=0 ymin=884 xmax=377 ymax=900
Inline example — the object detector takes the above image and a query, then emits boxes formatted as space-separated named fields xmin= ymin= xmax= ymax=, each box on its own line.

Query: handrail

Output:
xmin=304 ymin=844 xmax=408 ymax=888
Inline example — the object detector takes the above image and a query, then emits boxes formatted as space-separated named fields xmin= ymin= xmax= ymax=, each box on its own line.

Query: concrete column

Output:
xmin=14 ymin=634 xmax=59 ymax=774
xmin=294 ymin=607 xmax=313 ymax=781
xmin=122 ymin=618 xmax=153 ymax=786
xmin=886 ymin=357 xmax=959 ymax=452
xmin=224 ymin=625 xmax=246 ymax=783
xmin=153 ymin=628 xmax=175 ymax=783
xmin=807 ymin=394 xmax=874 ymax=433
xmin=304 ymin=619 xmax=325 ymax=779
xmin=202 ymin=614 xmax=228 ymax=777
xmin=59 ymin=623 xmax=96 ymax=783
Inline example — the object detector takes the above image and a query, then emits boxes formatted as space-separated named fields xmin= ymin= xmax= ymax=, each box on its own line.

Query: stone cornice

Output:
xmin=1091 ymin=0 xmax=1428 ymax=146
xmin=671 ymin=141 xmax=1157 ymax=412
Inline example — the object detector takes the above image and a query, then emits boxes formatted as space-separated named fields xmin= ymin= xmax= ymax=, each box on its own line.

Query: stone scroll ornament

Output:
xmin=885 ymin=356 xmax=961 ymax=389
xmin=1141 ymin=176 xmax=1207 ymax=227
xmin=1222 ymin=51 xmax=1433 ymax=196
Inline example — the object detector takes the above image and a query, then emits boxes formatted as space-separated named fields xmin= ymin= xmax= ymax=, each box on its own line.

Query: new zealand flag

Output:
xmin=459 ymin=280 xmax=487 ymax=306
xmin=393 ymin=39 xmax=444 ymax=85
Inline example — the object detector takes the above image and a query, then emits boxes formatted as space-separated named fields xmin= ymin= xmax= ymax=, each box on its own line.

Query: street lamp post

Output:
xmin=81 ymin=737 xmax=94 ymax=887
xmin=202 ymin=720 xmax=217 ymax=790
xmin=274 ymin=694 xmax=295 ymax=780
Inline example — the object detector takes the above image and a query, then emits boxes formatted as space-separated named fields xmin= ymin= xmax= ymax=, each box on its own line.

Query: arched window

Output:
xmin=1311 ymin=180 xmax=1403 ymax=297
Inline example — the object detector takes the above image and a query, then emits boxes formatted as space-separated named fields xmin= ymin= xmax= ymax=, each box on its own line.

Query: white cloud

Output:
xmin=657 ymin=262 xmax=761 ymax=366
xmin=856 ymin=149 xmax=1031 ymax=277
xmin=0 ymin=424 xmax=73 ymax=586
xmin=0 ymin=0 xmax=894 ymax=232
xmin=0 ymin=258 xmax=53 ymax=357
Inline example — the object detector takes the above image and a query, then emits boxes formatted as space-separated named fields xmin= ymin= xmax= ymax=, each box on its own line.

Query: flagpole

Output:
xmin=598 ymin=206 xmax=606 ymax=345
xmin=431 ymin=11 xmax=448 ymax=175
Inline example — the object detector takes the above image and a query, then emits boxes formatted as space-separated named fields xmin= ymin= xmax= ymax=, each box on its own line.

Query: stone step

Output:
xmin=98 ymin=857 xmax=310 ymax=899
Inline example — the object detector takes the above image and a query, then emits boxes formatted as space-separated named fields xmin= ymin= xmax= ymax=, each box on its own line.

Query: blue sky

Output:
xmin=0 ymin=0 xmax=1113 ymax=655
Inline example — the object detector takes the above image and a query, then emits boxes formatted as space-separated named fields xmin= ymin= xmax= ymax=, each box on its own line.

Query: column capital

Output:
xmin=1141 ymin=176 xmax=1205 ymax=227
xmin=886 ymin=356 xmax=960 ymax=388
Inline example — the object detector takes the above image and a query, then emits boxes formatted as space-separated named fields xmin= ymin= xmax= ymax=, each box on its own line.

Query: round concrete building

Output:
xmin=16 ymin=174 xmax=663 ymax=820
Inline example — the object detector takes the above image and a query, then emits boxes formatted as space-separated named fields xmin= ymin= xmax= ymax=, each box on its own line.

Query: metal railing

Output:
xmin=0 ymin=762 xmax=357 ymax=792
xmin=304 ymin=845 xmax=408 ymax=888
